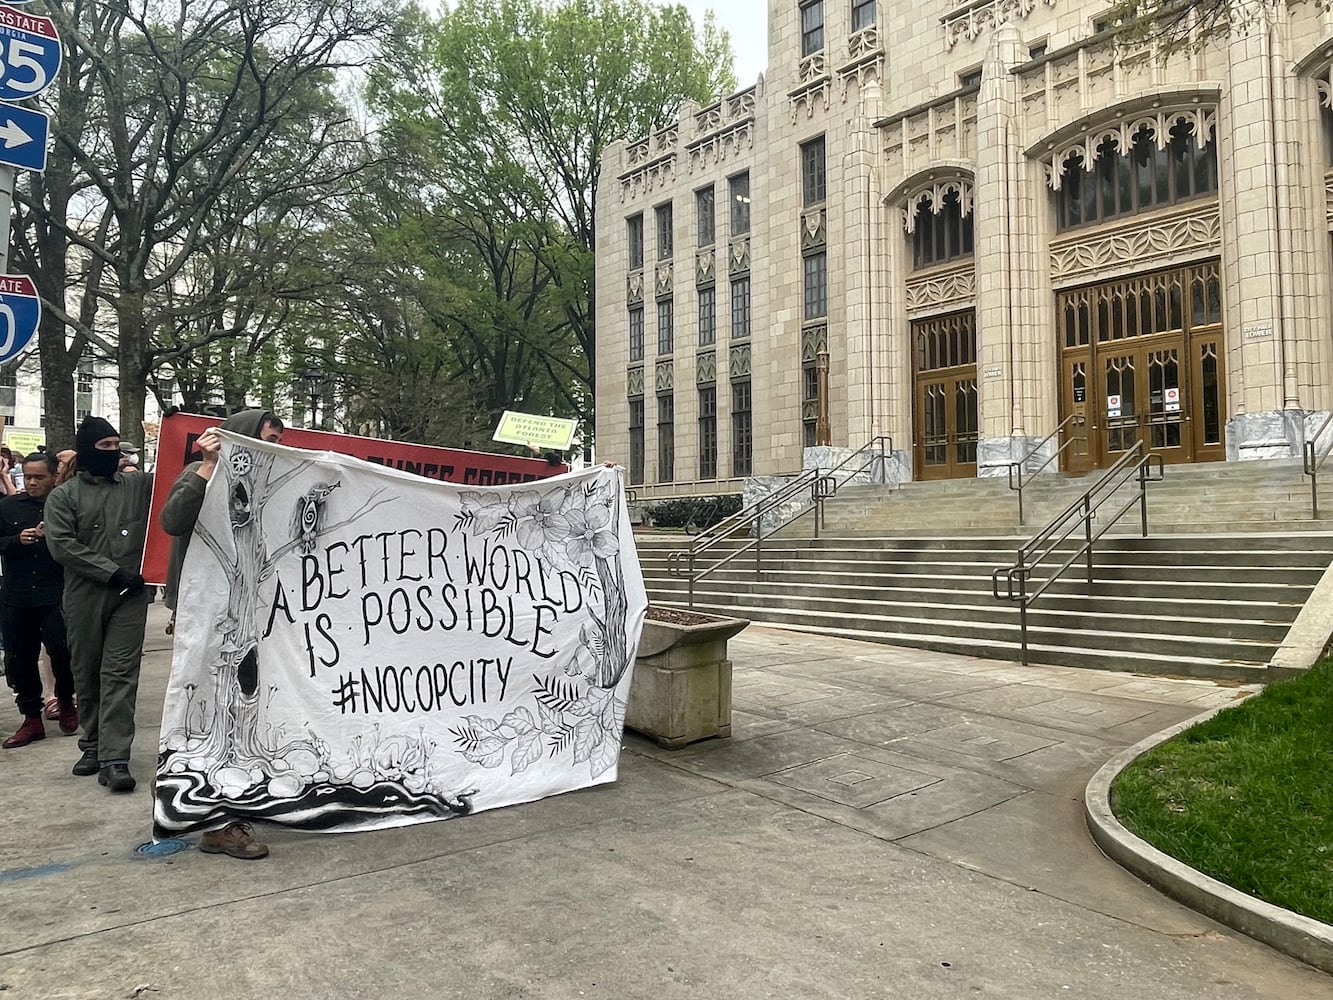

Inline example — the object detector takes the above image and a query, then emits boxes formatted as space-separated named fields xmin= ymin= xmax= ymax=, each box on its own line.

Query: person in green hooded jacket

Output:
xmin=160 ymin=408 xmax=284 ymax=620
xmin=158 ymin=407 xmax=282 ymax=861
xmin=44 ymin=416 xmax=154 ymax=793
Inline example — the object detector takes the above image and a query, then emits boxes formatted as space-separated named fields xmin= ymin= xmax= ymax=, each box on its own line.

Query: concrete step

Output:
xmin=652 ymin=599 xmax=1271 ymax=681
xmin=646 ymin=586 xmax=1291 ymax=643
xmin=645 ymin=578 xmax=1301 ymax=621
xmin=647 ymin=569 xmax=1314 ymax=604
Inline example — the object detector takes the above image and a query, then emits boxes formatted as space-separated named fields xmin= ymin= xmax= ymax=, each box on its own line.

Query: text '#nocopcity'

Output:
xmin=331 ymin=657 xmax=512 ymax=715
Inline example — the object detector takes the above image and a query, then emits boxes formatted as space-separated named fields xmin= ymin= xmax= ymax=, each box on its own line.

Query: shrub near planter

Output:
xmin=626 ymin=607 xmax=749 ymax=749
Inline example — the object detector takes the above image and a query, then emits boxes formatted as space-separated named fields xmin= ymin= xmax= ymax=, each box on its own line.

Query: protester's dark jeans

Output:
xmin=2 ymin=603 xmax=74 ymax=718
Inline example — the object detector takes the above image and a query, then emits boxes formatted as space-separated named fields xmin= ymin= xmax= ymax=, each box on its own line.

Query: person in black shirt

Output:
xmin=1 ymin=452 xmax=76 ymax=748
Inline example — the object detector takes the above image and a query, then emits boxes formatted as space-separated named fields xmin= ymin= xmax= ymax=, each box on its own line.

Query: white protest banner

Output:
xmin=154 ymin=433 xmax=647 ymax=837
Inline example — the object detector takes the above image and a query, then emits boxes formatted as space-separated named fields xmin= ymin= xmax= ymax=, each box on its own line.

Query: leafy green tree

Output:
xmin=371 ymin=0 xmax=734 ymax=433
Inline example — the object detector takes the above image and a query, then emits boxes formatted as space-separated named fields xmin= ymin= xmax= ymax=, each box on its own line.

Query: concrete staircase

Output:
xmin=636 ymin=459 xmax=1333 ymax=680
xmin=805 ymin=457 xmax=1333 ymax=536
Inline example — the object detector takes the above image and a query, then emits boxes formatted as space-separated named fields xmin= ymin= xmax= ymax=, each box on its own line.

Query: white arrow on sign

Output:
xmin=0 ymin=118 xmax=32 ymax=148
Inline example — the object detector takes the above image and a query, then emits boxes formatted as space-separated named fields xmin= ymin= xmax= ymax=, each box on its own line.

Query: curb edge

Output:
xmin=1084 ymin=705 xmax=1333 ymax=975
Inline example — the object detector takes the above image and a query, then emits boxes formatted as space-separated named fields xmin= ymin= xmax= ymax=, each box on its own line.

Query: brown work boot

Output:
xmin=3 ymin=716 xmax=45 ymax=748
xmin=199 ymin=822 xmax=269 ymax=860
xmin=57 ymin=700 xmax=79 ymax=736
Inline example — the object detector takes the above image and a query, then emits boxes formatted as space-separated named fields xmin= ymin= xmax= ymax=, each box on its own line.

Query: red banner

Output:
xmin=142 ymin=412 xmax=565 ymax=585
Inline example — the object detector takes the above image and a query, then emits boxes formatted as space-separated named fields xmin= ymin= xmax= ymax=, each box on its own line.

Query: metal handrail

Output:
xmin=667 ymin=435 xmax=893 ymax=607
xmin=1303 ymin=411 xmax=1333 ymax=518
xmin=991 ymin=441 xmax=1164 ymax=663
xmin=1006 ymin=414 xmax=1088 ymax=525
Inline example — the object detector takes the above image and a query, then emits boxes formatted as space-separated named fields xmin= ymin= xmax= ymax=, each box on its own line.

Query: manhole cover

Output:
xmin=134 ymin=839 xmax=191 ymax=858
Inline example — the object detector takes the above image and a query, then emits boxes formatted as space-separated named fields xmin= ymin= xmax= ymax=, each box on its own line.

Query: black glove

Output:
xmin=108 ymin=569 xmax=145 ymax=595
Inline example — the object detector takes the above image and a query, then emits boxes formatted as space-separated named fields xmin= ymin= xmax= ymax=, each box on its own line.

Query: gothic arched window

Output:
xmin=1055 ymin=120 xmax=1217 ymax=231
xmin=911 ymin=188 xmax=974 ymax=269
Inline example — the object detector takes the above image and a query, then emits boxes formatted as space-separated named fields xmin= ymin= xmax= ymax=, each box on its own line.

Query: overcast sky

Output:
xmin=678 ymin=0 xmax=768 ymax=86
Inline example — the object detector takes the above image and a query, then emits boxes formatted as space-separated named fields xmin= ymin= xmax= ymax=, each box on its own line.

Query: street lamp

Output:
xmin=300 ymin=365 xmax=324 ymax=429
xmin=815 ymin=347 xmax=831 ymax=447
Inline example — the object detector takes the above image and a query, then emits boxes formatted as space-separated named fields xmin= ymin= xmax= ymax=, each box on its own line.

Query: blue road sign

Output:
xmin=0 ymin=274 xmax=39 ymax=362
xmin=0 ymin=100 xmax=46 ymax=171
xmin=0 ymin=7 xmax=60 ymax=103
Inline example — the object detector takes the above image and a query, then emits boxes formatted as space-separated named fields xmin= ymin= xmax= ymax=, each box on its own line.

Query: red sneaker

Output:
xmin=57 ymin=701 xmax=79 ymax=736
xmin=3 ymin=716 xmax=46 ymax=748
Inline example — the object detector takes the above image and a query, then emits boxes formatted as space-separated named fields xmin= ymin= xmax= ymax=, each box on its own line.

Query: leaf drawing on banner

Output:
xmin=501 ymin=707 xmax=537 ymax=735
xmin=510 ymin=730 xmax=543 ymax=775
xmin=572 ymin=716 xmax=599 ymax=764
xmin=537 ymin=701 xmax=563 ymax=736
xmin=589 ymin=727 xmax=620 ymax=779
xmin=534 ymin=674 xmax=581 ymax=714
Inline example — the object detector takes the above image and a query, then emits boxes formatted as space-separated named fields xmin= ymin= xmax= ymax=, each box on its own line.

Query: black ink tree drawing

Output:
xmin=156 ymin=442 xmax=473 ymax=834
xmin=450 ymin=475 xmax=637 ymax=780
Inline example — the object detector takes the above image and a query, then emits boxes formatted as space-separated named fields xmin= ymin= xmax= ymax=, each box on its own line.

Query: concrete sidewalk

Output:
xmin=1 ymin=605 xmax=1330 ymax=1000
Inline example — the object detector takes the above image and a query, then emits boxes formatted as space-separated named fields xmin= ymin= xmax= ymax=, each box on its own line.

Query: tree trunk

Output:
xmin=115 ymin=288 xmax=149 ymax=445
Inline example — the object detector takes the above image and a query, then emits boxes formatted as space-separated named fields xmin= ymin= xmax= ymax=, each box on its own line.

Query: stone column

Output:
xmin=974 ymin=25 xmax=1053 ymax=477
xmin=1220 ymin=0 xmax=1320 ymax=458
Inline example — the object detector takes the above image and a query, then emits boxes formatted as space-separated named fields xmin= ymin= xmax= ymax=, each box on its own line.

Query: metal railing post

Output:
xmin=1084 ymin=493 xmax=1093 ymax=586
xmin=687 ymin=548 xmax=696 ymax=608
xmin=1016 ymin=555 xmax=1029 ymax=665
xmin=1016 ymin=464 xmax=1025 ymax=526
xmin=1138 ymin=456 xmax=1149 ymax=537
xmin=1308 ymin=440 xmax=1320 ymax=520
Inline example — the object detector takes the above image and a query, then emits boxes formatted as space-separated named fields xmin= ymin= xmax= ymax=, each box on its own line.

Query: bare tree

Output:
xmin=16 ymin=0 xmax=395 ymax=443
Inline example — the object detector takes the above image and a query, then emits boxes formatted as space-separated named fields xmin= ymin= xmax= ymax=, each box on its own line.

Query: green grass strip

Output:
xmin=1111 ymin=658 xmax=1333 ymax=925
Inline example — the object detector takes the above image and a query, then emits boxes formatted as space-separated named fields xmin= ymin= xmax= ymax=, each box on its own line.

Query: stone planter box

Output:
xmin=626 ymin=609 xmax=749 ymax=749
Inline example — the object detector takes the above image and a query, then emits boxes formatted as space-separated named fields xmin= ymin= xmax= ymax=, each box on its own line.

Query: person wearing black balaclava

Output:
xmin=44 ymin=415 xmax=155 ymax=793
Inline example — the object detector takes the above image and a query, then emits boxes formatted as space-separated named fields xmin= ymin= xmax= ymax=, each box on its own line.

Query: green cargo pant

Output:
xmin=65 ymin=583 xmax=149 ymax=764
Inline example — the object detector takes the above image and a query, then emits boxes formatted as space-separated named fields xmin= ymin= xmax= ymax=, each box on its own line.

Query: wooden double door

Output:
xmin=1059 ymin=262 xmax=1226 ymax=472
xmin=912 ymin=310 xmax=978 ymax=481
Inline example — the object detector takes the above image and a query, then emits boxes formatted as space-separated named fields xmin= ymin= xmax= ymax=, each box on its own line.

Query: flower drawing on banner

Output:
xmin=511 ymin=488 xmax=572 ymax=559
xmin=452 ymin=474 xmax=633 ymax=778
xmin=563 ymin=504 xmax=619 ymax=562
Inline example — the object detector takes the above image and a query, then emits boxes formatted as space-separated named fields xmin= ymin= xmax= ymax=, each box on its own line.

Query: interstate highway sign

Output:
xmin=0 ymin=6 xmax=60 ymax=103
xmin=0 ymin=100 xmax=46 ymax=171
xmin=0 ymin=274 xmax=40 ymax=363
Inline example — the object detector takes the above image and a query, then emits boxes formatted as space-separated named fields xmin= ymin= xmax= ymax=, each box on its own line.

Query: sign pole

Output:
xmin=0 ymin=164 xmax=14 ymax=274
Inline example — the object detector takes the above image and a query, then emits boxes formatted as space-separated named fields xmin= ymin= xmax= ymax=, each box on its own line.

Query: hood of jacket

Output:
xmin=219 ymin=408 xmax=277 ymax=440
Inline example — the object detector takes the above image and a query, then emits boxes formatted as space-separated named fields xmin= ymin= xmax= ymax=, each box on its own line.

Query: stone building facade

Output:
xmin=595 ymin=0 xmax=1333 ymax=498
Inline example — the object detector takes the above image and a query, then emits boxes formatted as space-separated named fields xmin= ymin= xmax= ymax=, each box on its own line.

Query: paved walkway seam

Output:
xmin=1084 ymin=706 xmax=1333 ymax=975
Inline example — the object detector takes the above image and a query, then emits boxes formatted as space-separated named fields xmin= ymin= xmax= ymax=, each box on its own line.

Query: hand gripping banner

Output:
xmin=154 ymin=433 xmax=647 ymax=836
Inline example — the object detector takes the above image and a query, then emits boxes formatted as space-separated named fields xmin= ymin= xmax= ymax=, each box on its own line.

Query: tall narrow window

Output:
xmin=698 ymin=287 xmax=716 ymax=346
xmin=729 ymin=173 xmax=750 ymax=234
xmin=629 ymin=307 xmax=644 ymax=361
xmin=732 ymin=379 xmax=753 ymax=476
xmin=803 ymin=251 xmax=828 ymax=320
xmin=627 ymin=214 xmax=644 ymax=270
xmin=800 ymin=0 xmax=824 ymax=57
xmin=657 ymin=393 xmax=675 ymax=483
xmin=802 ymin=363 xmax=819 ymax=447
xmin=0 ymin=368 xmax=15 ymax=417
xmin=801 ymin=136 xmax=827 ymax=205
xmin=656 ymin=203 xmax=673 ymax=260
xmin=76 ymin=360 xmax=94 ymax=421
xmin=698 ymin=386 xmax=717 ymax=479
xmin=628 ymin=399 xmax=645 ymax=485
xmin=731 ymin=276 xmax=751 ymax=339
xmin=851 ymin=0 xmax=876 ymax=31
xmin=657 ymin=298 xmax=674 ymax=354
xmin=696 ymin=186 xmax=715 ymax=246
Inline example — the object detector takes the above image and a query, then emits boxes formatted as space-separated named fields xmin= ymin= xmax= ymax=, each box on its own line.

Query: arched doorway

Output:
xmin=1058 ymin=261 xmax=1225 ymax=471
